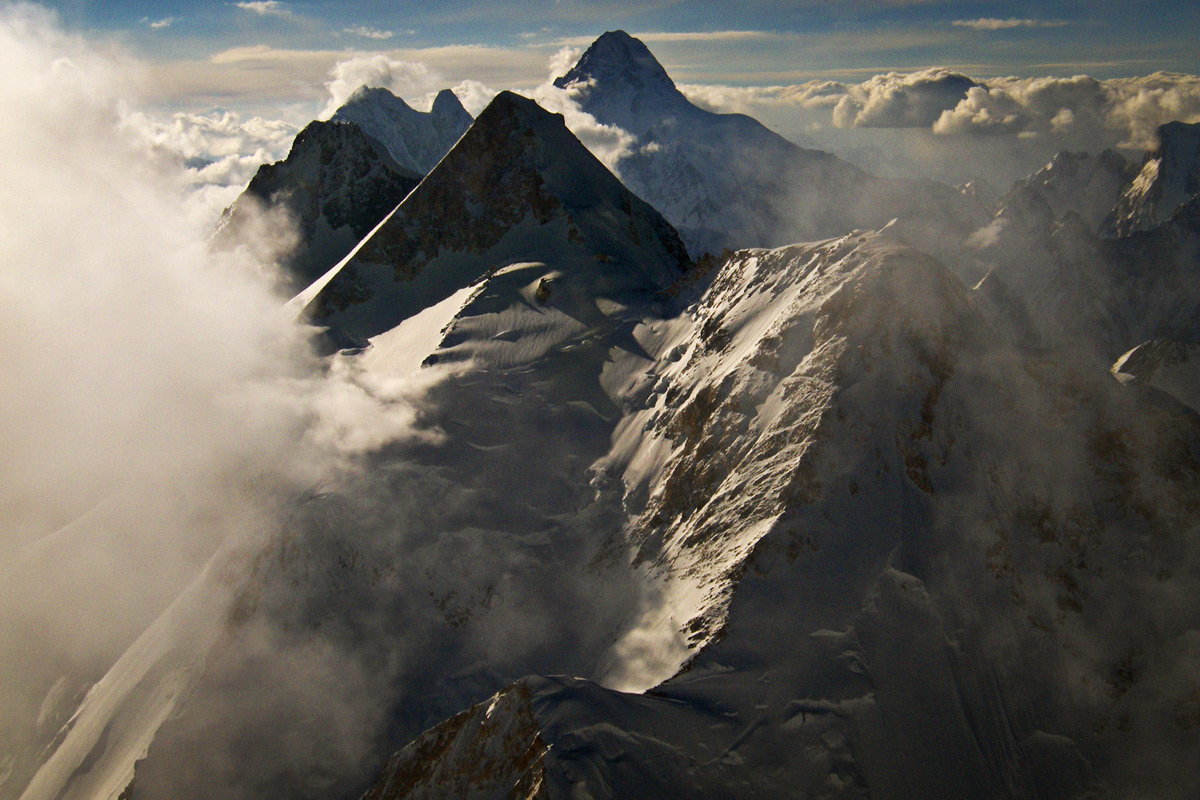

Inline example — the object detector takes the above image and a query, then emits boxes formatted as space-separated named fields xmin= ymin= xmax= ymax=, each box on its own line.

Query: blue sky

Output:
xmin=35 ymin=1 xmax=1199 ymax=101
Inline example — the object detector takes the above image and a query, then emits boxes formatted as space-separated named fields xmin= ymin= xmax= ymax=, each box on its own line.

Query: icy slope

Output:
xmin=332 ymin=87 xmax=473 ymax=176
xmin=369 ymin=231 xmax=1200 ymax=799
xmin=215 ymin=120 xmax=419 ymax=289
xmin=15 ymin=533 xmax=263 ymax=800
xmin=554 ymin=31 xmax=988 ymax=258
xmin=303 ymin=90 xmax=690 ymax=342
xmin=1112 ymin=339 xmax=1200 ymax=411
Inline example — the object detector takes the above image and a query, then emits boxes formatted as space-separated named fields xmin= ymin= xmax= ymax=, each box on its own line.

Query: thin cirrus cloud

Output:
xmin=343 ymin=26 xmax=397 ymax=40
xmin=233 ymin=1 xmax=292 ymax=17
xmin=952 ymin=18 xmax=1072 ymax=31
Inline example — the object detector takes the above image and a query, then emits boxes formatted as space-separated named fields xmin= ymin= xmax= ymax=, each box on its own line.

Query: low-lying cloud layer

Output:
xmin=684 ymin=69 xmax=1200 ymax=152
xmin=121 ymin=108 xmax=298 ymax=224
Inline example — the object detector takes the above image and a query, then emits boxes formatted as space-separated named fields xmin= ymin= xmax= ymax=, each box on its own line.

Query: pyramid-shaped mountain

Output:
xmin=302 ymin=90 xmax=691 ymax=342
xmin=333 ymin=86 xmax=473 ymax=175
xmin=556 ymin=30 xmax=795 ymax=152
xmin=215 ymin=119 xmax=421 ymax=289
xmin=555 ymin=31 xmax=986 ymax=258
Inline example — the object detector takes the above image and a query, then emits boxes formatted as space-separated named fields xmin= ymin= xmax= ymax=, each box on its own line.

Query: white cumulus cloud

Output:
xmin=681 ymin=70 xmax=1200 ymax=153
xmin=831 ymin=68 xmax=979 ymax=128
xmin=320 ymin=54 xmax=441 ymax=118
xmin=234 ymin=1 xmax=290 ymax=17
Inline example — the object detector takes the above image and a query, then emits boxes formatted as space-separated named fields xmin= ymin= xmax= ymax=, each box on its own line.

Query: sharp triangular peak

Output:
xmin=554 ymin=30 xmax=676 ymax=92
xmin=341 ymin=85 xmax=417 ymax=115
xmin=301 ymin=90 xmax=689 ymax=341
xmin=431 ymin=88 xmax=469 ymax=118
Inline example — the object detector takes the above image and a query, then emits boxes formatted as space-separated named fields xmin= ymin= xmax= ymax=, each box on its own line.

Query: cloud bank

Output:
xmin=121 ymin=108 xmax=299 ymax=224
xmin=683 ymin=69 xmax=1200 ymax=153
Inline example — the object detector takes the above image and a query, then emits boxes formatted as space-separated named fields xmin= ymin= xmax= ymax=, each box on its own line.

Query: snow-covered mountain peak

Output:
xmin=213 ymin=118 xmax=419 ymax=289
xmin=430 ymin=88 xmax=470 ymax=124
xmin=549 ymin=31 xmax=986 ymax=258
xmin=302 ymin=90 xmax=690 ymax=341
xmin=554 ymin=29 xmax=677 ymax=95
xmin=553 ymin=30 xmax=692 ymax=138
xmin=343 ymin=84 xmax=415 ymax=114
xmin=332 ymin=84 xmax=473 ymax=175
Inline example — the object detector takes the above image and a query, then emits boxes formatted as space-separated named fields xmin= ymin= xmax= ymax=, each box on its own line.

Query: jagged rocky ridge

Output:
xmin=361 ymin=231 xmax=1200 ymax=799
xmin=343 ymin=98 xmax=1200 ymax=800
xmin=965 ymin=122 xmax=1200 ymax=364
xmin=15 ymin=88 xmax=694 ymax=800
xmin=1105 ymin=120 xmax=1200 ymax=236
xmin=216 ymin=86 xmax=473 ymax=291
xmin=215 ymin=119 xmax=421 ymax=290
xmin=996 ymin=149 xmax=1138 ymax=233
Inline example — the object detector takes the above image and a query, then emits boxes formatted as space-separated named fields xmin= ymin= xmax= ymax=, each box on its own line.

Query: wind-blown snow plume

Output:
xmin=0 ymin=14 xmax=662 ymax=800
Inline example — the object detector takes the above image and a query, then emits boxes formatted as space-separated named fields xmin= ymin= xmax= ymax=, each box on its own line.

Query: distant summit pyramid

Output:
xmin=553 ymin=31 xmax=986 ymax=258
xmin=1105 ymin=120 xmax=1200 ymax=236
xmin=333 ymin=85 xmax=472 ymax=175
xmin=215 ymin=119 xmax=420 ymax=289
xmin=553 ymin=30 xmax=688 ymax=136
xmin=301 ymin=91 xmax=691 ymax=342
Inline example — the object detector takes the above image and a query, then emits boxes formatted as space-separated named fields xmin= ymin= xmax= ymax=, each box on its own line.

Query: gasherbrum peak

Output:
xmin=302 ymin=90 xmax=690 ymax=342
xmin=332 ymin=85 xmax=473 ymax=175
xmin=431 ymin=88 xmax=470 ymax=122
